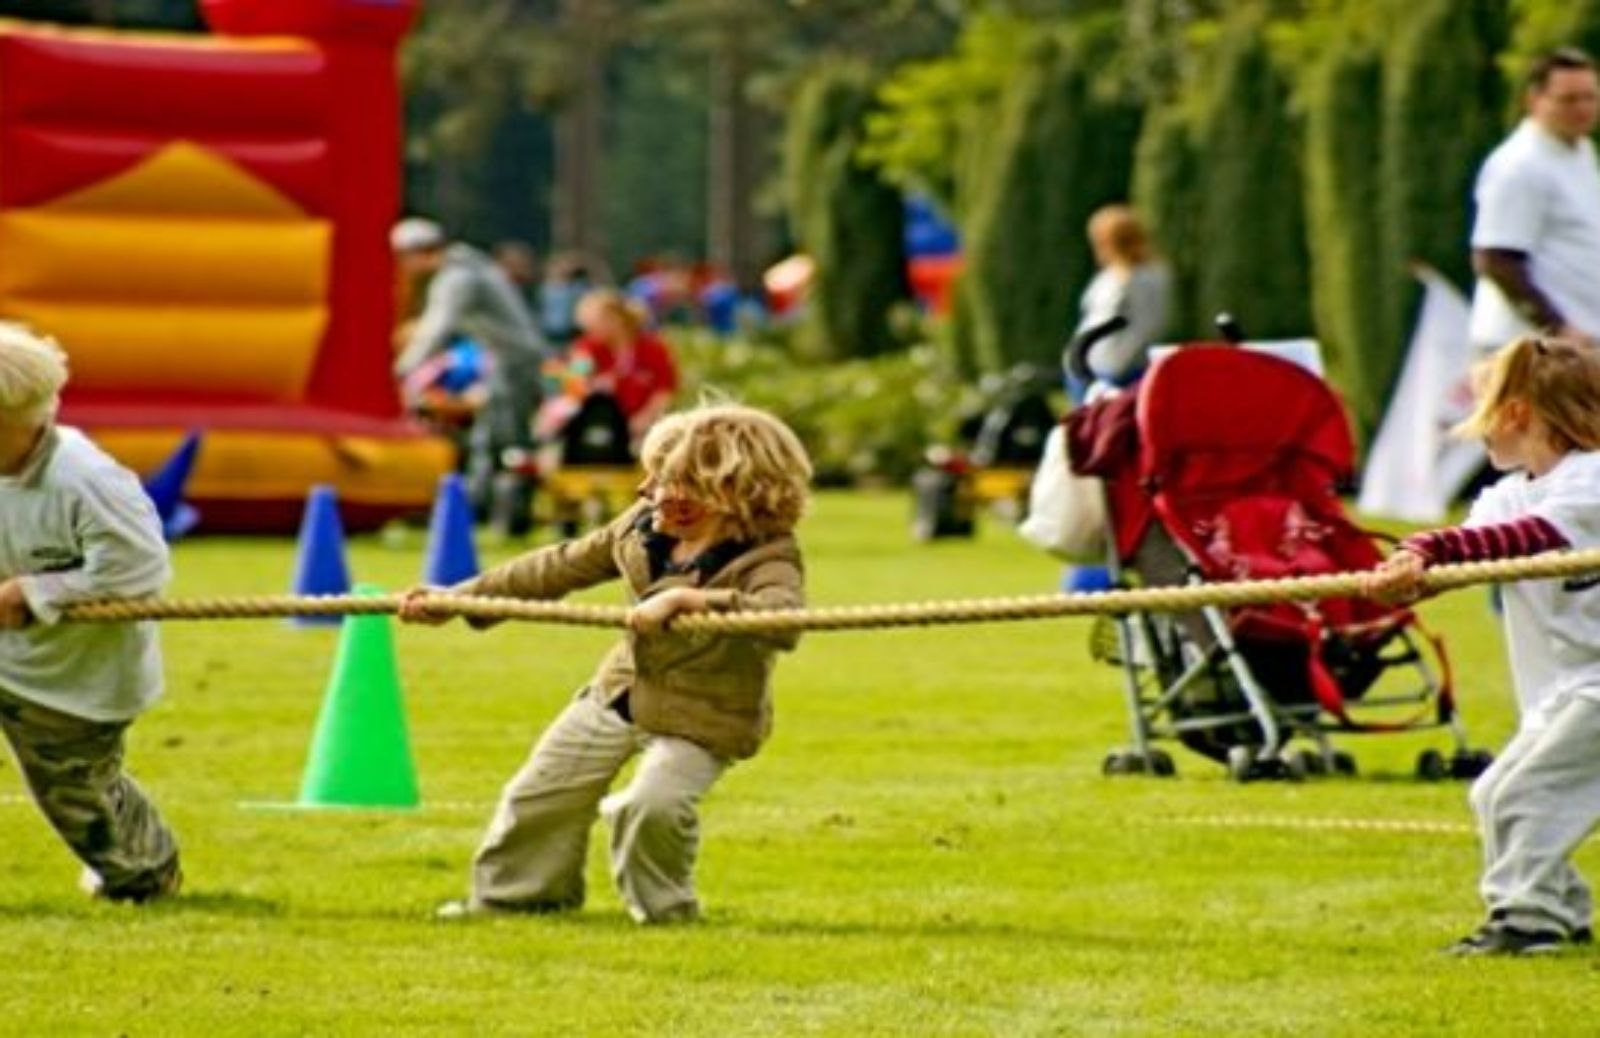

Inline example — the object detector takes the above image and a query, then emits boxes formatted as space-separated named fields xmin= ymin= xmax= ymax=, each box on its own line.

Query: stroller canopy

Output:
xmin=1136 ymin=346 xmax=1355 ymax=497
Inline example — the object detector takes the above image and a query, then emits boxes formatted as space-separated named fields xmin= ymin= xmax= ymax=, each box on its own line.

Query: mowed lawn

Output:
xmin=0 ymin=490 xmax=1593 ymax=1036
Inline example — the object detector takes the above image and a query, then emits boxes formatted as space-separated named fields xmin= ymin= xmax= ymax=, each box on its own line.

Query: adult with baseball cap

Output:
xmin=392 ymin=217 xmax=551 ymax=536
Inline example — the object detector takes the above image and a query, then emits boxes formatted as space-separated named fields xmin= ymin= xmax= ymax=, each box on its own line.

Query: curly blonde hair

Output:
xmin=0 ymin=322 xmax=68 ymax=428
xmin=639 ymin=404 xmax=812 ymax=541
xmin=1455 ymin=334 xmax=1600 ymax=451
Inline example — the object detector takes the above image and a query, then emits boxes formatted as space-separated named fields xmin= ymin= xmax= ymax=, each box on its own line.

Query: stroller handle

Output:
xmin=1065 ymin=315 xmax=1129 ymax=385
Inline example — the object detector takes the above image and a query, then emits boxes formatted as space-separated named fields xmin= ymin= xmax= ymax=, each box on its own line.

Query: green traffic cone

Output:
xmin=296 ymin=585 xmax=420 ymax=809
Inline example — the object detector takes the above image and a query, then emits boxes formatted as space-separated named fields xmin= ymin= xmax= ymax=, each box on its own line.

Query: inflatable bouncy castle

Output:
xmin=0 ymin=0 xmax=451 ymax=531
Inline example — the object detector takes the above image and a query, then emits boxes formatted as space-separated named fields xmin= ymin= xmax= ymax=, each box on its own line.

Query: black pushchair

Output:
xmin=911 ymin=365 xmax=1058 ymax=541
xmin=510 ymin=390 xmax=638 ymax=536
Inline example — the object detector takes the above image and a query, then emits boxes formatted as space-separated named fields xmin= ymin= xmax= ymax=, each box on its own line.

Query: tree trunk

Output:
xmin=707 ymin=25 xmax=764 ymax=292
xmin=552 ymin=0 xmax=609 ymax=264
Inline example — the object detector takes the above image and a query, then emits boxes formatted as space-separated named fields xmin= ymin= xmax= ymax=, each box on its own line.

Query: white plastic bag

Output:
xmin=1017 ymin=424 xmax=1107 ymax=563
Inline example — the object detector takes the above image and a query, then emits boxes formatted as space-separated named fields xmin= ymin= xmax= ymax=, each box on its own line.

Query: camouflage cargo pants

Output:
xmin=0 ymin=688 xmax=178 ymax=900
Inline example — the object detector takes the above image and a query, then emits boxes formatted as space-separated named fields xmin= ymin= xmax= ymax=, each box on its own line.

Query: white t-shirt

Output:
xmin=1469 ymin=119 xmax=1600 ymax=348
xmin=1467 ymin=450 xmax=1600 ymax=720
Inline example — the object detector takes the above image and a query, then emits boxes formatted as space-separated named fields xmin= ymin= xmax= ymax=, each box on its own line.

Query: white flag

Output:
xmin=1357 ymin=269 xmax=1482 ymax=523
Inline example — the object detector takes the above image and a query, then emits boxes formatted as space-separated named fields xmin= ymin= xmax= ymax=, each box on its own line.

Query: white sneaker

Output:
xmin=434 ymin=898 xmax=479 ymax=921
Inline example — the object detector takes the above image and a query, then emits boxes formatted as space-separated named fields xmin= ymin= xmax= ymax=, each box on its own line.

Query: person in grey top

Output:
xmin=393 ymin=218 xmax=552 ymax=536
xmin=0 ymin=322 xmax=180 ymax=903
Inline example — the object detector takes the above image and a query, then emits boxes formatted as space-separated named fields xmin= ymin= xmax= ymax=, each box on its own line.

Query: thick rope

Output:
xmin=55 ymin=547 xmax=1600 ymax=634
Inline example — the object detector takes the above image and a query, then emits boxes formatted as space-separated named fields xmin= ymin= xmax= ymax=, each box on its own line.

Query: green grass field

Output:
xmin=1 ymin=491 xmax=1593 ymax=1036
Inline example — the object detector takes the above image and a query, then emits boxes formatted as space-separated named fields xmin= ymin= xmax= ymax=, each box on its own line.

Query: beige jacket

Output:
xmin=459 ymin=503 xmax=804 ymax=760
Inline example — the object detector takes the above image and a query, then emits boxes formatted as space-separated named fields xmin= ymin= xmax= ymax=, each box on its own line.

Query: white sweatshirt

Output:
xmin=1 ymin=426 xmax=169 ymax=721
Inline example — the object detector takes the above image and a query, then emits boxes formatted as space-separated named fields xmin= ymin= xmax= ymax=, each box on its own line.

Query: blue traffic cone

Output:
xmin=422 ymin=473 xmax=479 ymax=586
xmin=290 ymin=484 xmax=351 ymax=627
xmin=142 ymin=431 xmax=202 ymax=541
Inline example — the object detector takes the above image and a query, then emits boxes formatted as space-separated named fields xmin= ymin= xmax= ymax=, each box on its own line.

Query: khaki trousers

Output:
xmin=471 ymin=693 xmax=727 ymax=923
xmin=0 ymin=687 xmax=178 ymax=899
xmin=1471 ymin=690 xmax=1600 ymax=935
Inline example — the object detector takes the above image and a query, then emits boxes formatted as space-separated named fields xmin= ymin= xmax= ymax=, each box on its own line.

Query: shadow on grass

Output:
xmin=155 ymin=890 xmax=286 ymax=917
xmin=0 ymin=889 xmax=283 ymax=920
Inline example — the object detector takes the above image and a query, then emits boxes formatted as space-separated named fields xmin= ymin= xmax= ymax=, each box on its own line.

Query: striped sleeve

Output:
xmin=1400 ymin=516 xmax=1569 ymax=566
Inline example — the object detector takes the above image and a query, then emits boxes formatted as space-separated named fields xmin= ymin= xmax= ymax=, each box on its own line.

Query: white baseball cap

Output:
xmin=391 ymin=217 xmax=445 ymax=252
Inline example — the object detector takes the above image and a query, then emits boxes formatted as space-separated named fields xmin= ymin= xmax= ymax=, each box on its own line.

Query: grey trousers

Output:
xmin=465 ymin=358 xmax=540 ymax=526
xmin=0 ymin=688 xmax=178 ymax=899
xmin=470 ymin=693 xmax=727 ymax=923
xmin=1470 ymin=690 xmax=1600 ymax=935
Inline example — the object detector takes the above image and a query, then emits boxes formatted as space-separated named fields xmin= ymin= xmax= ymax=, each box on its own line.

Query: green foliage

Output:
xmin=673 ymin=332 xmax=968 ymax=484
xmin=859 ymin=14 xmax=1039 ymax=217
xmin=1131 ymin=103 xmax=1201 ymax=337
xmin=958 ymin=33 xmax=1141 ymax=372
xmin=783 ymin=63 xmax=911 ymax=361
xmin=1303 ymin=32 xmax=1392 ymax=435
xmin=0 ymin=0 xmax=200 ymax=27
xmin=1507 ymin=0 xmax=1600 ymax=90
xmin=1380 ymin=0 xmax=1509 ymax=346
xmin=1190 ymin=14 xmax=1311 ymax=338
xmin=602 ymin=47 xmax=710 ymax=274
xmin=402 ymin=1 xmax=558 ymax=248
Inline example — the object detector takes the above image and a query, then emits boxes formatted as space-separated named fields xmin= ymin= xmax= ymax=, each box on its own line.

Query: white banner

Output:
xmin=1357 ymin=268 xmax=1483 ymax=523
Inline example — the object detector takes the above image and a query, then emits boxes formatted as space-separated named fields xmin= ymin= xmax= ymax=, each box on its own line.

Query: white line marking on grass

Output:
xmin=4 ymin=792 xmax=493 ymax=813
xmin=0 ymin=791 xmax=494 ymax=815
xmin=1165 ymin=814 xmax=1474 ymax=836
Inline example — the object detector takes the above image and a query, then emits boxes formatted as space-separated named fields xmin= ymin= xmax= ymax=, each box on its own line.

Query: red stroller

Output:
xmin=1068 ymin=345 xmax=1492 ymax=781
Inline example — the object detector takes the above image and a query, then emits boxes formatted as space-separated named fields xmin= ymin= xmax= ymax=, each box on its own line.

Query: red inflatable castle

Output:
xmin=0 ymin=0 xmax=450 ymax=531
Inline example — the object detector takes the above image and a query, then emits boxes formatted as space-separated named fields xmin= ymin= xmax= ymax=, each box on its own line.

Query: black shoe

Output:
xmin=1572 ymin=926 xmax=1593 ymax=946
xmin=1447 ymin=922 xmax=1566 ymax=957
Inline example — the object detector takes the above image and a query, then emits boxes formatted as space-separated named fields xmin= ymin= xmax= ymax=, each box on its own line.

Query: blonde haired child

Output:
xmin=0 ymin=323 xmax=180 ymax=902
xmin=401 ymin=402 xmax=810 ymax=923
xmin=1365 ymin=334 xmax=1600 ymax=955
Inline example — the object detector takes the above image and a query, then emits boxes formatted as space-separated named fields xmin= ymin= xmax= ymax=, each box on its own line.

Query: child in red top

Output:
xmin=569 ymin=289 xmax=679 ymax=443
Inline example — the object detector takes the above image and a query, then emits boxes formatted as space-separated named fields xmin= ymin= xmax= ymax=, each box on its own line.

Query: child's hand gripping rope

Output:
xmin=397 ymin=585 xmax=455 ymax=626
xmin=1360 ymin=550 xmax=1430 ymax=606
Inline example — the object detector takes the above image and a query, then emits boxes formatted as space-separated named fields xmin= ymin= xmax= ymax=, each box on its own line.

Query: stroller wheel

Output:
xmin=1101 ymin=748 xmax=1176 ymax=778
xmin=1290 ymin=749 xmax=1326 ymax=778
xmin=1450 ymin=748 xmax=1494 ymax=780
xmin=1102 ymin=750 xmax=1140 ymax=776
xmin=1415 ymin=748 xmax=1449 ymax=782
xmin=1226 ymin=745 xmax=1257 ymax=783
xmin=1331 ymin=751 xmax=1358 ymax=777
